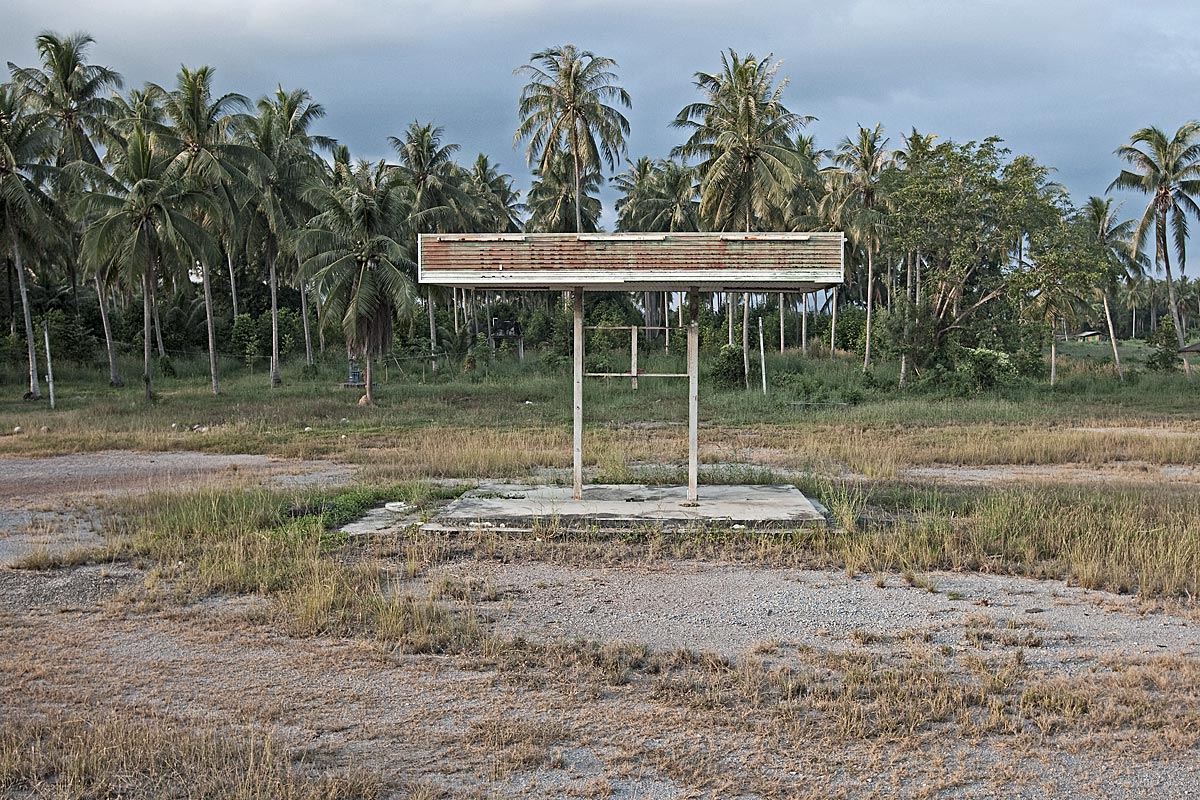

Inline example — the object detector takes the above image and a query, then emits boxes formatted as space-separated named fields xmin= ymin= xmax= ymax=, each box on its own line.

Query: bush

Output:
xmin=1145 ymin=320 xmax=1182 ymax=372
xmin=953 ymin=347 xmax=1018 ymax=393
xmin=231 ymin=314 xmax=260 ymax=368
xmin=710 ymin=344 xmax=746 ymax=389
xmin=40 ymin=309 xmax=96 ymax=366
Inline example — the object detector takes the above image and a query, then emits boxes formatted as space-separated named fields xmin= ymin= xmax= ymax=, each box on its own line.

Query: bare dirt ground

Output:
xmin=3 ymin=447 xmax=1200 ymax=797
xmin=905 ymin=461 xmax=1200 ymax=486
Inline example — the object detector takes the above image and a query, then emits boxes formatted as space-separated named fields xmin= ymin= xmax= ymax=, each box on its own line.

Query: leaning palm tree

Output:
xmin=673 ymin=49 xmax=811 ymax=382
xmin=514 ymin=44 xmax=630 ymax=233
xmin=77 ymin=124 xmax=219 ymax=401
xmin=826 ymin=124 xmax=893 ymax=371
xmin=0 ymin=82 xmax=57 ymax=399
xmin=298 ymin=160 xmax=415 ymax=405
xmin=1108 ymin=122 xmax=1200 ymax=372
xmin=1078 ymin=196 xmax=1138 ymax=380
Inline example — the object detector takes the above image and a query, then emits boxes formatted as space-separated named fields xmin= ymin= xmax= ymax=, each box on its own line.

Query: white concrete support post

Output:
xmin=687 ymin=288 xmax=700 ymax=504
xmin=631 ymin=325 xmax=639 ymax=390
xmin=779 ymin=292 xmax=785 ymax=354
xmin=572 ymin=288 xmax=584 ymax=500
xmin=758 ymin=316 xmax=767 ymax=395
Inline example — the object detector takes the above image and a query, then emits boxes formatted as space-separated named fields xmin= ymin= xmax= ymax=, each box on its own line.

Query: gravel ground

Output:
xmin=0 ymin=450 xmax=353 ymax=503
xmin=462 ymin=561 xmax=1199 ymax=668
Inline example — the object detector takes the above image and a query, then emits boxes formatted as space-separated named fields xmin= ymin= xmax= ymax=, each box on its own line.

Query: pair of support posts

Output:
xmin=572 ymin=288 xmax=700 ymax=503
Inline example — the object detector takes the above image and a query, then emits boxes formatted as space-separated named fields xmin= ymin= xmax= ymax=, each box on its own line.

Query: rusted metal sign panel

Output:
xmin=418 ymin=232 xmax=844 ymax=291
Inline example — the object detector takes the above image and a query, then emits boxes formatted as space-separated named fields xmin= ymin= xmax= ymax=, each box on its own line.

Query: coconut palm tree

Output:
xmin=1078 ymin=196 xmax=1138 ymax=379
xmin=464 ymin=153 xmax=523 ymax=233
xmin=260 ymin=86 xmax=333 ymax=370
xmin=525 ymin=148 xmax=601 ymax=233
xmin=1108 ymin=123 xmax=1200 ymax=372
xmin=151 ymin=65 xmax=263 ymax=394
xmin=672 ymin=50 xmax=811 ymax=381
xmin=0 ymin=83 xmax=57 ymax=399
xmin=77 ymin=124 xmax=219 ymax=401
xmin=298 ymin=160 xmax=415 ymax=404
xmin=826 ymin=123 xmax=893 ymax=370
xmin=391 ymin=121 xmax=472 ymax=370
xmin=514 ymin=44 xmax=630 ymax=233
xmin=9 ymin=31 xmax=124 ymax=375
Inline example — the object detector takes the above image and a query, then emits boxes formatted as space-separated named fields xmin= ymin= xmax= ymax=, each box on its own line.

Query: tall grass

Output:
xmin=105 ymin=484 xmax=478 ymax=653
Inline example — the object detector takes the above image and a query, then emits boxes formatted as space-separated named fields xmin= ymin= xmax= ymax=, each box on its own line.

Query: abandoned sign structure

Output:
xmin=418 ymin=231 xmax=845 ymax=503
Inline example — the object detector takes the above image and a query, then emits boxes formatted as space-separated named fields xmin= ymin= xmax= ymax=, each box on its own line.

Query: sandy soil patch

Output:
xmin=464 ymin=561 xmax=1199 ymax=669
xmin=905 ymin=461 xmax=1200 ymax=486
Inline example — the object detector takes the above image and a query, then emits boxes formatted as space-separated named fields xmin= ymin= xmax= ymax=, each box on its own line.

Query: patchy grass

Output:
xmin=0 ymin=709 xmax=378 ymax=798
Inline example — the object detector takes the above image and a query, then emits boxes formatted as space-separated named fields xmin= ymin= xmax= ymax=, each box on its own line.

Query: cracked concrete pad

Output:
xmin=423 ymin=482 xmax=826 ymax=532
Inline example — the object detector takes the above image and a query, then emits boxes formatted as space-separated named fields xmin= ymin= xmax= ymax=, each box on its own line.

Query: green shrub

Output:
xmin=710 ymin=344 xmax=746 ymax=389
xmin=1145 ymin=320 xmax=1182 ymax=372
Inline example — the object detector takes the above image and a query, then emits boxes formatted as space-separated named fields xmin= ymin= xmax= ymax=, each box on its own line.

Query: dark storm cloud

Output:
xmin=4 ymin=0 xmax=1199 ymax=225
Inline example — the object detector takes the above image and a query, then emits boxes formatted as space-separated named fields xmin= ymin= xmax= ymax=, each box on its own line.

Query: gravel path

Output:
xmin=0 ymin=450 xmax=353 ymax=503
xmin=463 ymin=561 xmax=1199 ymax=668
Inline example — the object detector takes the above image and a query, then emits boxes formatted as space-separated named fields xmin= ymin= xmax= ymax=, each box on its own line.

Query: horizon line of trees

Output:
xmin=2 ymin=34 xmax=1197 ymax=405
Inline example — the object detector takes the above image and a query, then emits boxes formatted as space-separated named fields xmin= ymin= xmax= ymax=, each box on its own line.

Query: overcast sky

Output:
xmin=5 ymin=0 xmax=1199 ymax=228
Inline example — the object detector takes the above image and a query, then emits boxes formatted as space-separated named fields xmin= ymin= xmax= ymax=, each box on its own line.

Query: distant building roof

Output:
xmin=1180 ymin=341 xmax=1200 ymax=354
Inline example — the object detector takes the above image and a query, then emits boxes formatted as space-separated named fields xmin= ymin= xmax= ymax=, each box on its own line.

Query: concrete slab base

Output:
xmin=421 ymin=482 xmax=827 ymax=533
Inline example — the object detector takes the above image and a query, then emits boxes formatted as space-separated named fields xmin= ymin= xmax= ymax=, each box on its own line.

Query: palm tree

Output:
xmin=77 ymin=124 xmax=219 ymax=401
xmin=0 ymin=83 xmax=56 ymax=399
xmin=514 ymin=44 xmax=630 ymax=233
xmin=673 ymin=50 xmax=811 ymax=383
xmin=152 ymin=65 xmax=262 ymax=394
xmin=464 ymin=153 xmax=523 ymax=233
xmin=298 ymin=160 xmax=415 ymax=405
xmin=391 ymin=121 xmax=472 ymax=371
xmin=1109 ymin=123 xmax=1200 ymax=372
xmin=1079 ymin=196 xmax=1138 ymax=380
xmin=9 ymin=31 xmax=123 ymax=377
xmin=826 ymin=124 xmax=893 ymax=371
xmin=260 ymin=86 xmax=333 ymax=371
xmin=526 ymin=148 xmax=601 ymax=233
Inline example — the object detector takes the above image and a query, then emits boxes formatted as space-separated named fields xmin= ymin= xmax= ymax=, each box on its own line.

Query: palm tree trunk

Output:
xmin=427 ymin=287 xmax=438 ymax=373
xmin=1158 ymin=211 xmax=1190 ymax=376
xmin=268 ymin=246 xmax=281 ymax=386
xmin=12 ymin=240 xmax=40 ymax=400
xmin=150 ymin=277 xmax=166 ymax=358
xmin=201 ymin=260 xmax=220 ymax=395
xmin=1049 ymin=324 xmax=1057 ymax=387
xmin=315 ymin=291 xmax=325 ymax=354
xmin=364 ymin=354 xmax=374 ymax=405
xmin=572 ymin=147 xmax=583 ymax=233
xmin=95 ymin=273 xmax=122 ymax=387
xmin=741 ymin=292 xmax=750 ymax=389
xmin=226 ymin=248 xmax=240 ymax=320
xmin=299 ymin=262 xmax=313 ymax=368
xmin=142 ymin=246 xmax=154 ymax=402
xmin=863 ymin=248 xmax=875 ymax=371
xmin=1102 ymin=293 xmax=1122 ymax=381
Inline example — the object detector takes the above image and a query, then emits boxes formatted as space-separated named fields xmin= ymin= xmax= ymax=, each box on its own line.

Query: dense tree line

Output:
xmin=2 ymin=35 xmax=1196 ymax=403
